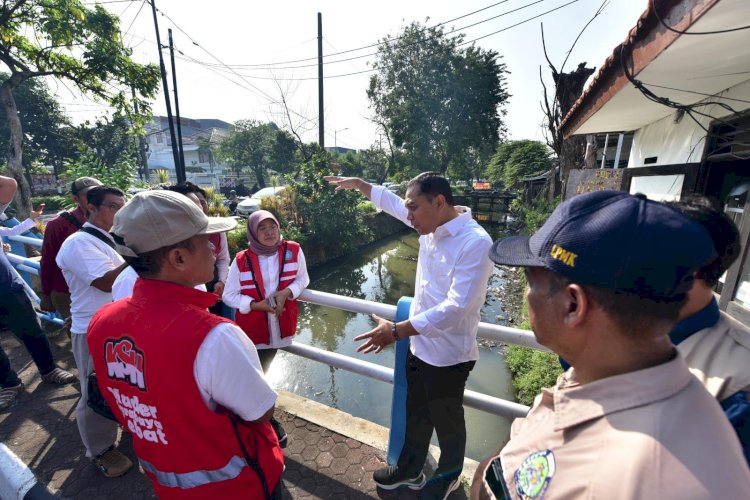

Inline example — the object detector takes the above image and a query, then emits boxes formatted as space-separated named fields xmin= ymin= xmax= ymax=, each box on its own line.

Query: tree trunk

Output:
xmin=254 ymin=167 xmax=266 ymax=188
xmin=1 ymin=76 xmax=32 ymax=218
xmin=584 ymin=135 xmax=598 ymax=169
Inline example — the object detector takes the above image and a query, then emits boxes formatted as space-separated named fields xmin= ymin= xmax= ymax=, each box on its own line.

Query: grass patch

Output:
xmin=504 ymin=264 xmax=563 ymax=406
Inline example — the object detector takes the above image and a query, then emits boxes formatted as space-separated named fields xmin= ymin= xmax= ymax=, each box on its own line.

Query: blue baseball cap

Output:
xmin=489 ymin=190 xmax=716 ymax=298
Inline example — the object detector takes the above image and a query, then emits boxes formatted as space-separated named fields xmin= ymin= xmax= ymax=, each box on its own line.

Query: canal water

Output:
xmin=265 ymin=229 xmax=518 ymax=461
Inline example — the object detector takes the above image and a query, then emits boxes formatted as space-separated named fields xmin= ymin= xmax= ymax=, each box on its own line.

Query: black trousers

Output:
xmin=257 ymin=349 xmax=278 ymax=374
xmin=397 ymin=350 xmax=475 ymax=479
xmin=0 ymin=288 xmax=55 ymax=387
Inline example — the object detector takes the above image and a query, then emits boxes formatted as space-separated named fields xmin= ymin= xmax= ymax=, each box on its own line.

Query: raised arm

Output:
xmin=323 ymin=176 xmax=373 ymax=199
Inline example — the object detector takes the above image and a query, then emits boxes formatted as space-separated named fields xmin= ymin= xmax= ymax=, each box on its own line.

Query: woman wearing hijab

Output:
xmin=223 ymin=210 xmax=310 ymax=447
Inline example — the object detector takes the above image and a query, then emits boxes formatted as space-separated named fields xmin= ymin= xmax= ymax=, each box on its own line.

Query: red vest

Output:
xmin=235 ymin=241 xmax=301 ymax=345
xmin=87 ymin=279 xmax=283 ymax=499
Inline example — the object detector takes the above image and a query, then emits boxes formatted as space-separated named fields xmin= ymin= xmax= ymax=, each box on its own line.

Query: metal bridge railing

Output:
xmin=6 ymin=227 xmax=543 ymax=462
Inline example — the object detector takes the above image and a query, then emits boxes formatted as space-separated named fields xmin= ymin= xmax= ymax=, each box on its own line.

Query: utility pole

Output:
xmin=318 ymin=12 xmax=324 ymax=149
xmin=131 ymin=87 xmax=150 ymax=181
xmin=335 ymin=127 xmax=348 ymax=153
xmin=150 ymin=0 xmax=181 ymax=183
xmin=168 ymin=28 xmax=186 ymax=182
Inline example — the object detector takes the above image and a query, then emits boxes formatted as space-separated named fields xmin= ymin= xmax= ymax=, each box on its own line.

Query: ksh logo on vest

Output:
xmin=105 ymin=337 xmax=146 ymax=390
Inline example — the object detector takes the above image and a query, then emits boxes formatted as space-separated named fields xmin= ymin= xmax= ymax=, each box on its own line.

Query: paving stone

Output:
xmin=315 ymin=451 xmax=333 ymax=468
xmin=318 ymin=435 xmax=335 ymax=451
xmin=303 ymin=430 xmax=321 ymax=445
xmin=331 ymin=441 xmax=350 ymax=458
xmin=330 ymin=457 xmax=351 ymax=475
xmin=346 ymin=446 xmax=365 ymax=465
xmin=300 ymin=444 xmax=319 ymax=462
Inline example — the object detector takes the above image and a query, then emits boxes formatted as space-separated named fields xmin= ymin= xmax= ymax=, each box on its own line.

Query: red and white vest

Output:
xmin=87 ymin=279 xmax=283 ymax=499
xmin=235 ymin=241 xmax=301 ymax=345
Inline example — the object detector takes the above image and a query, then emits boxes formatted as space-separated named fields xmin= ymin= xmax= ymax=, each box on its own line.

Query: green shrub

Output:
xmin=226 ymin=225 xmax=248 ymax=258
xmin=63 ymin=149 xmax=137 ymax=192
xmin=510 ymin=196 xmax=559 ymax=235
xmin=31 ymin=195 xmax=72 ymax=213
xmin=505 ymin=345 xmax=563 ymax=406
xmin=279 ymin=153 xmax=372 ymax=253
xmin=356 ymin=200 xmax=377 ymax=214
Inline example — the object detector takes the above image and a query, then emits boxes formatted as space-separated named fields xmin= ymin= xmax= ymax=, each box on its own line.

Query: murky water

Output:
xmin=265 ymin=230 xmax=517 ymax=461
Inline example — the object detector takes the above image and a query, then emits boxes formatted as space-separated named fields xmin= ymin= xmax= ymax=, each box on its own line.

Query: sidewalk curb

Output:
xmin=0 ymin=443 xmax=56 ymax=499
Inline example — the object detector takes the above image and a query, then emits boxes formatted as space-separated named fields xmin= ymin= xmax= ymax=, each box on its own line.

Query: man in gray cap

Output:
xmin=87 ymin=190 xmax=285 ymax=498
xmin=471 ymin=190 xmax=750 ymax=499
xmin=39 ymin=176 xmax=103 ymax=334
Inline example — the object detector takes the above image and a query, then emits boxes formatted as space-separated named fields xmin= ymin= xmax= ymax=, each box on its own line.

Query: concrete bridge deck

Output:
xmin=0 ymin=331 xmax=473 ymax=499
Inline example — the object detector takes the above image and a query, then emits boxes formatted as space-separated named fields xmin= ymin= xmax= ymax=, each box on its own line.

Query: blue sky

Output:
xmin=55 ymin=0 xmax=647 ymax=150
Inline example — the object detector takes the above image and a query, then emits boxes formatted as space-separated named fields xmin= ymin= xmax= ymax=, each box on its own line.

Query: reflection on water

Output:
xmin=266 ymin=229 xmax=517 ymax=461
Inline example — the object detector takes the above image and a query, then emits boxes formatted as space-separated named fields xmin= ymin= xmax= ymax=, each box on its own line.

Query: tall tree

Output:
xmin=0 ymin=0 xmax=160 ymax=216
xmin=367 ymin=22 xmax=509 ymax=176
xmin=486 ymin=140 xmax=553 ymax=189
xmin=74 ymin=116 xmax=139 ymax=170
xmin=0 ymin=73 xmax=74 ymax=180
xmin=539 ymin=1 xmax=607 ymax=196
xmin=217 ymin=120 xmax=297 ymax=188
xmin=196 ymin=135 xmax=217 ymax=173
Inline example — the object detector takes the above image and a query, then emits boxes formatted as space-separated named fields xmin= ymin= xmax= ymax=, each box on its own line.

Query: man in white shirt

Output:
xmin=325 ymin=172 xmax=494 ymax=499
xmin=56 ymin=185 xmax=130 ymax=477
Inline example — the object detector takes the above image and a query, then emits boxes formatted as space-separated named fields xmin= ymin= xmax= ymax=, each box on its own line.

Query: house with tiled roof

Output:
xmin=144 ymin=116 xmax=231 ymax=178
xmin=560 ymin=0 xmax=750 ymax=324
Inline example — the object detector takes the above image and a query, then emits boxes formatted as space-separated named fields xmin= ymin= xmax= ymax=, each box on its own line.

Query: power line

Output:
xmin=123 ymin=0 xmax=147 ymax=39
xmin=650 ymin=0 xmax=750 ymax=35
xmin=641 ymin=83 xmax=750 ymax=106
xmin=175 ymin=0 xmax=579 ymax=82
xmin=149 ymin=3 xmax=277 ymax=105
xmin=459 ymin=0 xmax=578 ymax=44
xmin=221 ymin=0 xmax=519 ymax=68
xmin=193 ymin=0 xmax=547 ymax=71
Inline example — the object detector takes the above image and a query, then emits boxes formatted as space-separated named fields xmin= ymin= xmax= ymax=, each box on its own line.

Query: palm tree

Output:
xmin=197 ymin=135 xmax=217 ymax=173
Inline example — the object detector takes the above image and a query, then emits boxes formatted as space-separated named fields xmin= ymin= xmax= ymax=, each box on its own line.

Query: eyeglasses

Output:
xmin=101 ymin=203 xmax=124 ymax=212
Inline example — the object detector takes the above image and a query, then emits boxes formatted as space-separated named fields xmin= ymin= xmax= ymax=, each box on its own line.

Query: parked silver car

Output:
xmin=235 ymin=186 xmax=286 ymax=217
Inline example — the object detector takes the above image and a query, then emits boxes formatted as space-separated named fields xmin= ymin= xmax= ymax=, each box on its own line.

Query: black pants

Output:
xmin=0 ymin=288 xmax=55 ymax=387
xmin=397 ymin=351 xmax=475 ymax=479
xmin=257 ymin=349 xmax=278 ymax=374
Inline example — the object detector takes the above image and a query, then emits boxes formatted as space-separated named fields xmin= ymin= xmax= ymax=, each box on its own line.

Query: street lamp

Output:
xmin=334 ymin=127 xmax=349 ymax=154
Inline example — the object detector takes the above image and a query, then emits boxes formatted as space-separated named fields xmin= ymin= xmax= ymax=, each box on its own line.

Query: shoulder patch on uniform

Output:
xmin=515 ymin=449 xmax=556 ymax=499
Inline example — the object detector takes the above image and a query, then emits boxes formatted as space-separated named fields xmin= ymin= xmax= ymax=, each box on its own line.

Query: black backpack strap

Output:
xmin=229 ymin=413 xmax=271 ymax=500
xmin=60 ymin=211 xmax=83 ymax=229
xmin=79 ymin=226 xmax=116 ymax=251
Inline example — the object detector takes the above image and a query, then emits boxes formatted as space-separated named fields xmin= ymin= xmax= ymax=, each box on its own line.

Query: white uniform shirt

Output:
xmin=194 ymin=322 xmax=277 ymax=420
xmin=56 ymin=222 xmax=124 ymax=334
xmin=371 ymin=185 xmax=494 ymax=366
xmin=112 ymin=265 xmax=207 ymax=301
xmin=224 ymin=247 xmax=310 ymax=349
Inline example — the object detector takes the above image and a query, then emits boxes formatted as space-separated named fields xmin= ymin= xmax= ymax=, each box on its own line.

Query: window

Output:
xmin=629 ymin=174 xmax=684 ymax=201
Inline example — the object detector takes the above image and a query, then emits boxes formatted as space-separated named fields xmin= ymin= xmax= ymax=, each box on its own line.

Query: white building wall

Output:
xmin=627 ymin=79 xmax=750 ymax=167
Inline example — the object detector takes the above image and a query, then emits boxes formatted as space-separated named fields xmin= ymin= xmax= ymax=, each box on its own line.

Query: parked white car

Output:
xmin=235 ymin=186 xmax=286 ymax=217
